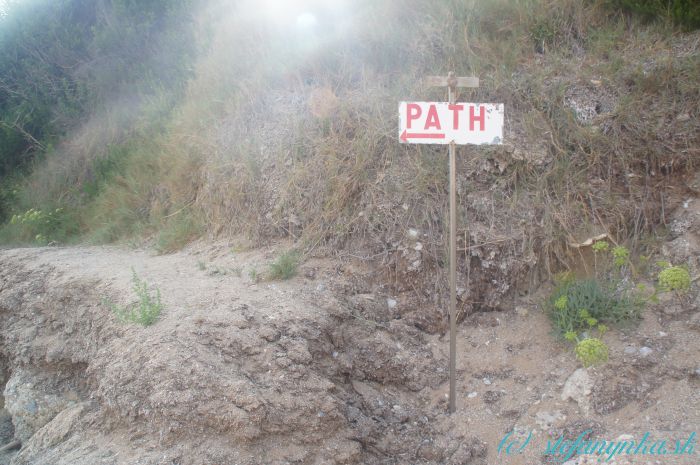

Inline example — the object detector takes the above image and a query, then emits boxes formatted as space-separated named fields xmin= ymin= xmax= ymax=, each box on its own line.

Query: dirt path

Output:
xmin=0 ymin=244 xmax=698 ymax=464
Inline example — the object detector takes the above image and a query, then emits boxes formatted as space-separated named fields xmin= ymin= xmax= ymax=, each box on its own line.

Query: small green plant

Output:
xmin=207 ymin=265 xmax=227 ymax=276
xmin=564 ymin=314 xmax=609 ymax=367
xmin=592 ymin=240 xmax=610 ymax=253
xmin=574 ymin=338 xmax=609 ymax=367
xmin=106 ymin=269 xmax=163 ymax=326
xmin=548 ymin=240 xmax=648 ymax=367
xmin=612 ymin=245 xmax=630 ymax=267
xmin=268 ymin=250 xmax=300 ymax=280
xmin=592 ymin=240 xmax=610 ymax=275
xmin=657 ymin=265 xmax=691 ymax=293
xmin=248 ymin=267 xmax=259 ymax=283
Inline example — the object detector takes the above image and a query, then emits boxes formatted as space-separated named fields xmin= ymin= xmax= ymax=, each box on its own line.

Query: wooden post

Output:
xmin=448 ymin=78 xmax=458 ymax=414
xmin=424 ymin=71 xmax=479 ymax=414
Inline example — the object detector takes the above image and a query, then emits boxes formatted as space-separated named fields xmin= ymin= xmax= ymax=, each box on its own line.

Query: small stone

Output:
xmin=676 ymin=113 xmax=690 ymax=122
xmin=688 ymin=313 xmax=700 ymax=331
xmin=638 ymin=347 xmax=653 ymax=357
xmin=662 ymin=304 xmax=684 ymax=315
xmin=535 ymin=410 xmax=565 ymax=429
xmin=467 ymin=392 xmax=478 ymax=398
xmin=304 ymin=268 xmax=316 ymax=279
xmin=483 ymin=378 xmax=492 ymax=385
xmin=617 ymin=434 xmax=634 ymax=441
xmin=483 ymin=390 xmax=504 ymax=404
xmin=624 ymin=346 xmax=637 ymax=355
xmin=515 ymin=306 xmax=529 ymax=317
xmin=408 ymin=229 xmax=419 ymax=239
xmin=414 ymin=242 xmax=423 ymax=251
xmin=387 ymin=298 xmax=397 ymax=309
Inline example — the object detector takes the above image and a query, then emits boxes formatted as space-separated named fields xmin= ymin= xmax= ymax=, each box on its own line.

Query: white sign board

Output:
xmin=399 ymin=102 xmax=504 ymax=145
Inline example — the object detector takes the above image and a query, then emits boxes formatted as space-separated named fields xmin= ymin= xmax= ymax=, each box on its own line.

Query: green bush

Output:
xmin=575 ymin=338 xmax=609 ymax=367
xmin=268 ymin=250 xmax=300 ymax=281
xmin=547 ymin=278 xmax=642 ymax=337
xmin=657 ymin=265 xmax=691 ymax=292
xmin=106 ymin=269 xmax=163 ymax=326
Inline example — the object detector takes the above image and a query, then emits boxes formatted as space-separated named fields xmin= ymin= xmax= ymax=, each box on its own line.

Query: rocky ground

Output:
xmin=0 ymin=216 xmax=698 ymax=464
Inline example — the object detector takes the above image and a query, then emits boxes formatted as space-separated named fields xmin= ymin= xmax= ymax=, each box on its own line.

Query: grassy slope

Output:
xmin=2 ymin=0 xmax=698 ymax=313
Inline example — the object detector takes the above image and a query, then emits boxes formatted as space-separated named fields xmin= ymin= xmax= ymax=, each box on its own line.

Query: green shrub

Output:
xmin=575 ymin=338 xmax=609 ymax=367
xmin=106 ymin=269 xmax=163 ymax=326
xmin=657 ymin=265 xmax=691 ymax=292
xmin=547 ymin=278 xmax=642 ymax=337
xmin=268 ymin=250 xmax=300 ymax=280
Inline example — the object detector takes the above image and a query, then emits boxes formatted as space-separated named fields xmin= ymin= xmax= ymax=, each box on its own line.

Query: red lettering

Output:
xmin=469 ymin=105 xmax=485 ymax=131
xmin=448 ymin=104 xmax=464 ymax=130
xmin=424 ymin=104 xmax=441 ymax=130
xmin=406 ymin=103 xmax=421 ymax=129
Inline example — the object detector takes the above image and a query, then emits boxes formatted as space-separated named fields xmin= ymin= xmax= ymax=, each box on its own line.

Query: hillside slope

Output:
xmin=2 ymin=1 xmax=698 ymax=332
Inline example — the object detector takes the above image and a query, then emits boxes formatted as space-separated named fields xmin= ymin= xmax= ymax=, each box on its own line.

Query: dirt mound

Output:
xmin=0 ymin=247 xmax=484 ymax=465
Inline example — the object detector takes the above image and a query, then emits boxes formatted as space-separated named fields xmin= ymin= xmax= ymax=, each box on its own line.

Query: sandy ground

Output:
xmin=0 ymin=243 xmax=698 ymax=464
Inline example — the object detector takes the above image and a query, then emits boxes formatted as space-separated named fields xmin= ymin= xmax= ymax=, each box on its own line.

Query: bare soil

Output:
xmin=0 ymin=239 xmax=698 ymax=465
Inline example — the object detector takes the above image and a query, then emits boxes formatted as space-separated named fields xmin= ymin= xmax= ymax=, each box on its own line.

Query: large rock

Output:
xmin=3 ymin=367 xmax=80 ymax=443
xmin=561 ymin=368 xmax=593 ymax=415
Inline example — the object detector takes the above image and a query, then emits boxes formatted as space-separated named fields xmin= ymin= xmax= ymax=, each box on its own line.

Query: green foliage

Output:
xmin=575 ymin=338 xmax=609 ymax=367
xmin=268 ymin=250 xmax=300 ymax=281
xmin=0 ymin=0 xmax=94 ymax=173
xmin=657 ymin=265 xmax=691 ymax=292
xmin=0 ymin=206 xmax=78 ymax=245
xmin=0 ymin=0 xmax=198 ymax=223
xmin=547 ymin=278 xmax=642 ymax=337
xmin=107 ymin=269 xmax=163 ymax=326
xmin=81 ymin=144 xmax=134 ymax=200
xmin=548 ymin=240 xmax=648 ymax=367
xmin=530 ymin=19 xmax=558 ymax=49
xmin=607 ymin=0 xmax=700 ymax=29
xmin=562 ymin=315 xmax=610 ymax=367
xmin=592 ymin=240 xmax=610 ymax=253
xmin=612 ymin=245 xmax=630 ymax=267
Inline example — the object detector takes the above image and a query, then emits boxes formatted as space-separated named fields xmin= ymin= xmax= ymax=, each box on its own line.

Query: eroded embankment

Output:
xmin=0 ymin=246 xmax=486 ymax=465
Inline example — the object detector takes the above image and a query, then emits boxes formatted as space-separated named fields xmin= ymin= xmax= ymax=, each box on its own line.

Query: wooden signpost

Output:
xmin=399 ymin=72 xmax=504 ymax=413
